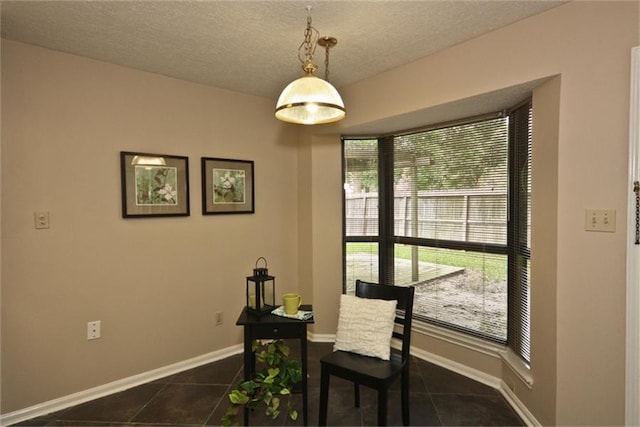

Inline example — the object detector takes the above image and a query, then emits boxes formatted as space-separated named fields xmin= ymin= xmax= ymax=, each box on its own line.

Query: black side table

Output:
xmin=236 ymin=304 xmax=314 ymax=426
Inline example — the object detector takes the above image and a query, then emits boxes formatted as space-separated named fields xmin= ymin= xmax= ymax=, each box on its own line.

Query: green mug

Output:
xmin=283 ymin=293 xmax=302 ymax=314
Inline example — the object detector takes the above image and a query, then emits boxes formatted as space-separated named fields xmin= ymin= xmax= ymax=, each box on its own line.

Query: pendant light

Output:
xmin=275 ymin=7 xmax=346 ymax=125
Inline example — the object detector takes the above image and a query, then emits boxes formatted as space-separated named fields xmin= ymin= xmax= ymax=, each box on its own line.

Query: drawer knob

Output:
xmin=273 ymin=328 xmax=279 ymax=333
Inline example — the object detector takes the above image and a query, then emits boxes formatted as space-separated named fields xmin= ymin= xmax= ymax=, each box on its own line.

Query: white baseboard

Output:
xmin=2 ymin=333 xmax=539 ymax=427
xmin=409 ymin=345 xmax=502 ymax=389
xmin=0 ymin=345 xmax=243 ymax=427
xmin=409 ymin=342 xmax=538 ymax=427
xmin=308 ymin=332 xmax=335 ymax=343
xmin=499 ymin=381 xmax=541 ymax=427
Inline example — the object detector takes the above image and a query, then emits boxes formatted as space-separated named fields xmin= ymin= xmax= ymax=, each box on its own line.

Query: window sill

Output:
xmin=412 ymin=320 xmax=505 ymax=359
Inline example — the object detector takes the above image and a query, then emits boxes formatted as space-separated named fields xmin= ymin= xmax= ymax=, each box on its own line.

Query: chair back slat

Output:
xmin=355 ymin=279 xmax=415 ymax=361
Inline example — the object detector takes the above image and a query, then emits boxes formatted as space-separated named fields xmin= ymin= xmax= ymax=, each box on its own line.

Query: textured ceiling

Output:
xmin=1 ymin=1 xmax=565 ymax=102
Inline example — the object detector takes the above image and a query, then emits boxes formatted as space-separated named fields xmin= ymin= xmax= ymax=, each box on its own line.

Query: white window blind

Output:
xmin=392 ymin=117 xmax=509 ymax=341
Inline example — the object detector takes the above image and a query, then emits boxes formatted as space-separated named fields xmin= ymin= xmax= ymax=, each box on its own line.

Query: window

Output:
xmin=343 ymin=102 xmax=532 ymax=362
xmin=507 ymin=102 xmax=532 ymax=362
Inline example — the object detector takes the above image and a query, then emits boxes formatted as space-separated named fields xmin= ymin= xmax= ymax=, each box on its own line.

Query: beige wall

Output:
xmin=303 ymin=1 xmax=639 ymax=425
xmin=0 ymin=40 xmax=299 ymax=412
xmin=2 ymin=1 xmax=639 ymax=425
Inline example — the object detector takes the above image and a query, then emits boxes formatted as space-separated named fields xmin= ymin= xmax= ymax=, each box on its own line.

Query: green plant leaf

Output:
xmin=267 ymin=368 xmax=279 ymax=378
xmin=289 ymin=408 xmax=298 ymax=421
xmin=280 ymin=344 xmax=290 ymax=358
xmin=222 ymin=339 xmax=301 ymax=426
xmin=272 ymin=410 xmax=280 ymax=419
xmin=221 ymin=404 xmax=240 ymax=426
xmin=239 ymin=380 xmax=256 ymax=391
xmin=266 ymin=353 xmax=275 ymax=365
xmin=228 ymin=390 xmax=249 ymax=405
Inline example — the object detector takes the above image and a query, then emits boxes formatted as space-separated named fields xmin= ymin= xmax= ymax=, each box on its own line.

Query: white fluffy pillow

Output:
xmin=333 ymin=294 xmax=398 ymax=360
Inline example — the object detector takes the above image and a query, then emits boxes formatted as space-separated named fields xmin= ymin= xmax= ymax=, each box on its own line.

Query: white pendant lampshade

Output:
xmin=275 ymin=75 xmax=345 ymax=125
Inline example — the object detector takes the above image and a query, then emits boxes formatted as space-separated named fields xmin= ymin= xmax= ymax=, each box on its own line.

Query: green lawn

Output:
xmin=346 ymin=242 xmax=507 ymax=280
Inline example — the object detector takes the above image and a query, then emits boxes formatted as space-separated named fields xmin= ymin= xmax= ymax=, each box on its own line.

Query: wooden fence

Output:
xmin=345 ymin=189 xmax=511 ymax=244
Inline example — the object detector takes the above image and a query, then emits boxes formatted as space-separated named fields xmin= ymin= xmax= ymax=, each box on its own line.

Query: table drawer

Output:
xmin=250 ymin=323 xmax=303 ymax=339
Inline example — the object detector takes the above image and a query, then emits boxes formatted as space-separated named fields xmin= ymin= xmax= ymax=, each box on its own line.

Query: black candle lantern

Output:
xmin=246 ymin=257 xmax=276 ymax=317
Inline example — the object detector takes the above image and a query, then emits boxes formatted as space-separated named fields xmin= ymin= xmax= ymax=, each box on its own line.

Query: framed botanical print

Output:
xmin=120 ymin=151 xmax=190 ymax=218
xmin=201 ymin=157 xmax=254 ymax=214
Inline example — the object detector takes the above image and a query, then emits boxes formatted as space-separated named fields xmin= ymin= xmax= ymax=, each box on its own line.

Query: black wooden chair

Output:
xmin=318 ymin=280 xmax=415 ymax=426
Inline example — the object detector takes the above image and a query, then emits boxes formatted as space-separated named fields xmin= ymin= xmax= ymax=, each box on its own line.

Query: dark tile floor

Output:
xmin=14 ymin=341 xmax=524 ymax=426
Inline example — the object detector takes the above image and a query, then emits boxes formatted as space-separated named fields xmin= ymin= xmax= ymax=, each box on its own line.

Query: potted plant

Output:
xmin=222 ymin=339 xmax=302 ymax=426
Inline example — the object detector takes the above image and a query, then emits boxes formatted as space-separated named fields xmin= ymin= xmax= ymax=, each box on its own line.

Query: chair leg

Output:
xmin=401 ymin=370 xmax=410 ymax=426
xmin=354 ymin=382 xmax=360 ymax=408
xmin=319 ymin=365 xmax=330 ymax=426
xmin=377 ymin=388 xmax=388 ymax=426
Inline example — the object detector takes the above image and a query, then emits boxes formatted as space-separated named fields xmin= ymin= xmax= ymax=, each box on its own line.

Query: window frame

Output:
xmin=342 ymin=101 xmax=532 ymax=363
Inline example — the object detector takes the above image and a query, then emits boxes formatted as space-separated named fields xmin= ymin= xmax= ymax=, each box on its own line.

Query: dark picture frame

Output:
xmin=120 ymin=151 xmax=190 ymax=218
xmin=201 ymin=157 xmax=254 ymax=215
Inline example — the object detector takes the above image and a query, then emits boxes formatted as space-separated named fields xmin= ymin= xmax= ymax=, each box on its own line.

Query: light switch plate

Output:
xmin=585 ymin=209 xmax=616 ymax=232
